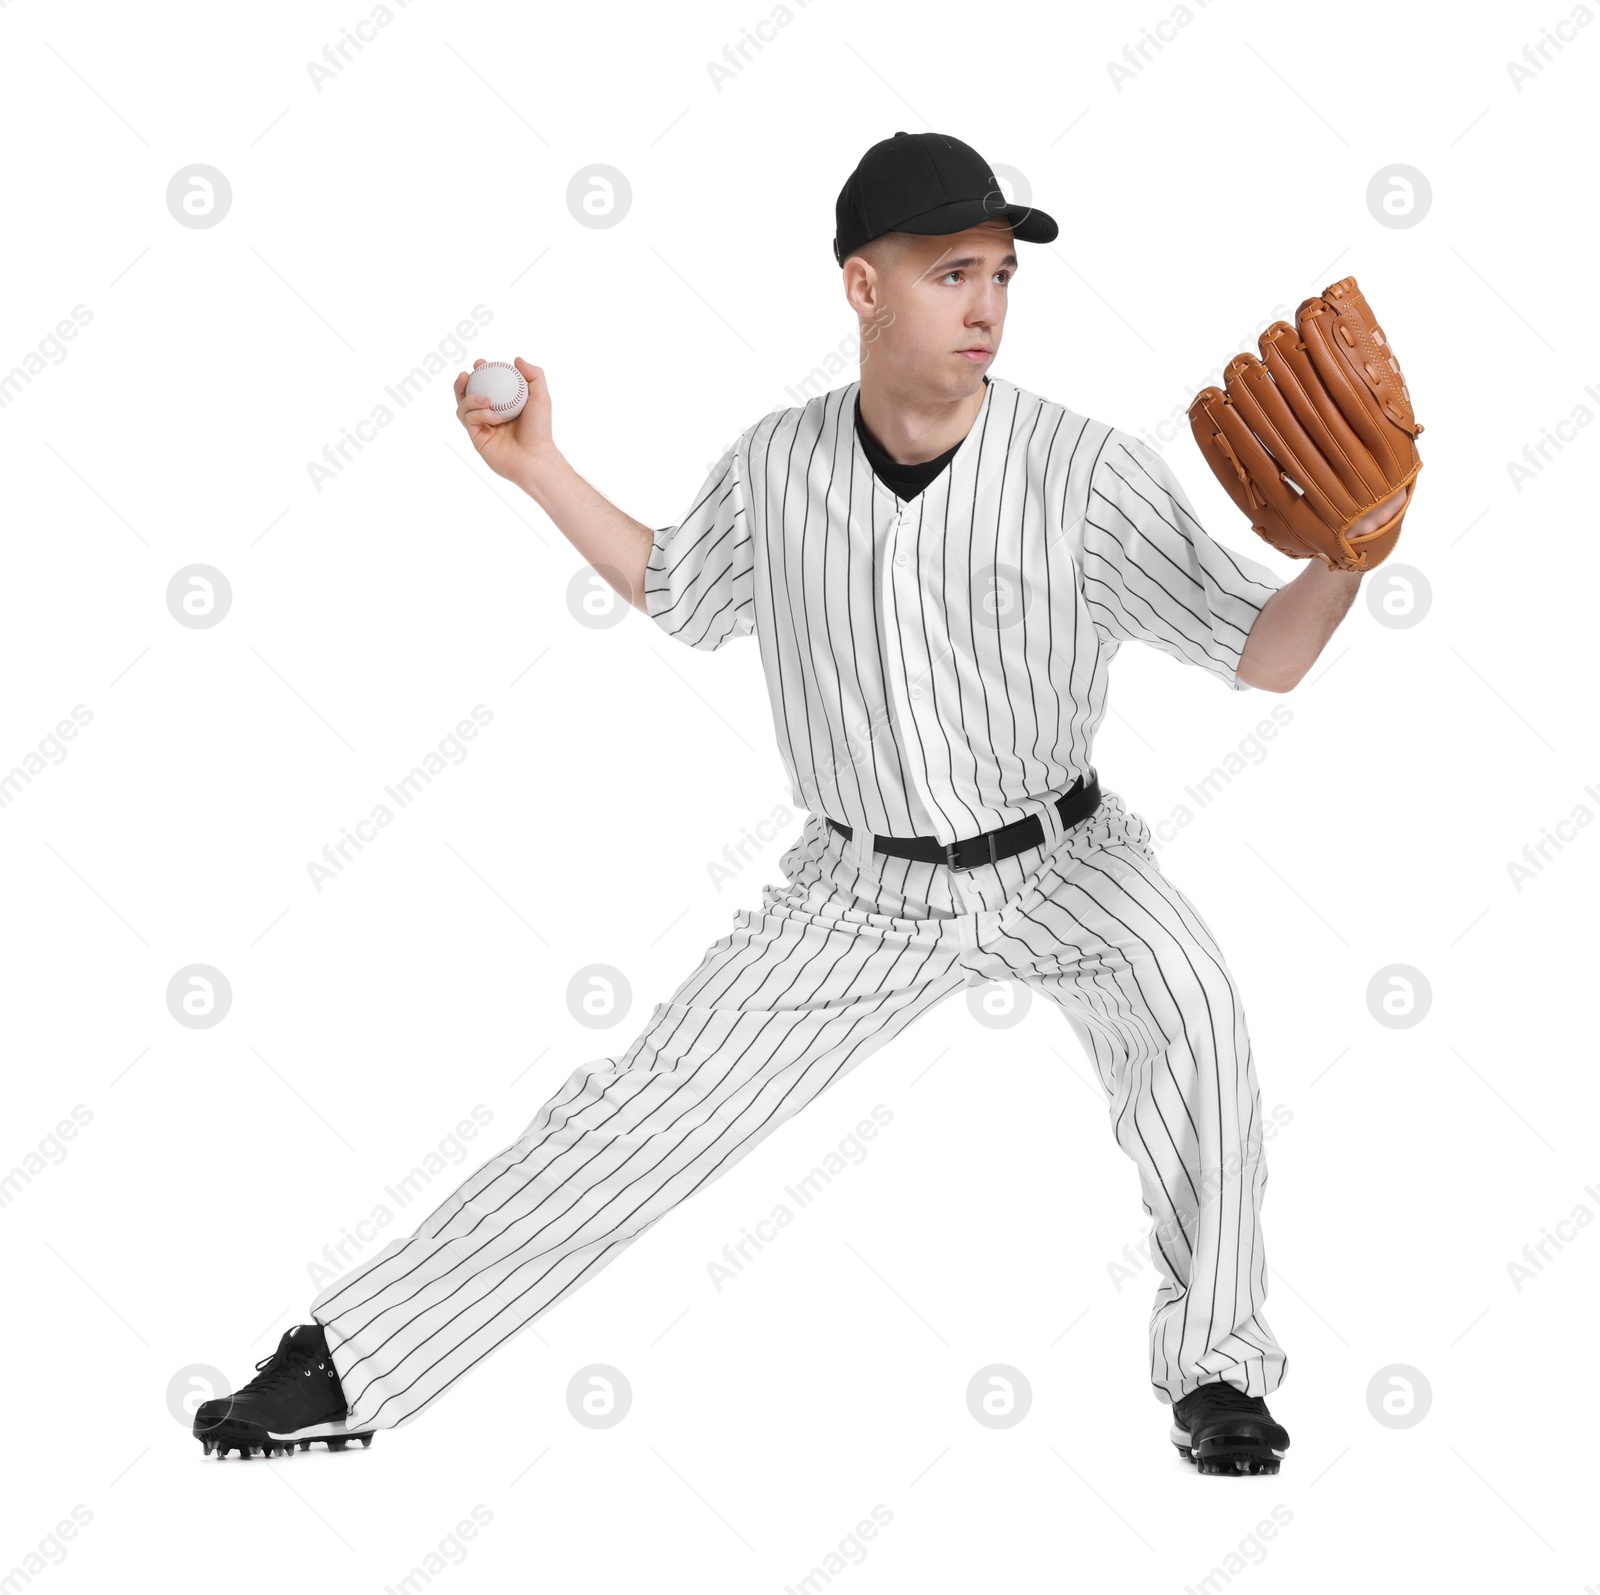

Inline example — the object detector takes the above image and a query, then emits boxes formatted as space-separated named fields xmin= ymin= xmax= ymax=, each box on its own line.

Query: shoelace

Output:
xmin=236 ymin=1343 xmax=329 ymax=1397
xmin=1182 ymin=1382 xmax=1264 ymax=1416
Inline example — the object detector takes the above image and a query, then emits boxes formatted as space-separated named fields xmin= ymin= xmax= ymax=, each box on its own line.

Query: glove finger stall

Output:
xmin=1187 ymin=382 xmax=1324 ymax=562
xmin=1296 ymin=280 xmax=1422 ymax=486
xmin=1222 ymin=343 xmax=1367 ymax=528
xmin=1255 ymin=321 xmax=1392 ymax=511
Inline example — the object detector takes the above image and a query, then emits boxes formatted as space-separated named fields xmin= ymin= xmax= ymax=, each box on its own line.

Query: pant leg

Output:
xmin=976 ymin=796 xmax=1288 ymax=1405
xmin=311 ymin=872 xmax=970 ymax=1432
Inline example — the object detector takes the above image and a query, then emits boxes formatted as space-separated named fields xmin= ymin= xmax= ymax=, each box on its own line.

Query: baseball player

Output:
xmin=193 ymin=132 xmax=1421 ymax=1477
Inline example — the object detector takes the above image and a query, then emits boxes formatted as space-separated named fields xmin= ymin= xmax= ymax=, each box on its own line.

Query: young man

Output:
xmin=195 ymin=131 xmax=1377 ymax=1476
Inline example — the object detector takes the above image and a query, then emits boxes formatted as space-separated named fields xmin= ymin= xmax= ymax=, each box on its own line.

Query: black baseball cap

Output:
xmin=833 ymin=131 xmax=1058 ymax=267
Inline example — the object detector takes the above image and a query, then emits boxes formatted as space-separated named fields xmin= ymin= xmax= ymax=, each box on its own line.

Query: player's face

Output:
xmin=885 ymin=223 xmax=1015 ymax=398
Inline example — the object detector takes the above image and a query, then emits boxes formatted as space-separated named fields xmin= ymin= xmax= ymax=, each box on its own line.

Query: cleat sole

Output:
xmin=1173 ymin=1439 xmax=1284 ymax=1476
xmin=197 ymin=1427 xmax=375 ymax=1459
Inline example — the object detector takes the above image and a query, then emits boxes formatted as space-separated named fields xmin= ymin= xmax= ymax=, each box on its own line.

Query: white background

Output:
xmin=2 ymin=0 xmax=1594 ymax=1589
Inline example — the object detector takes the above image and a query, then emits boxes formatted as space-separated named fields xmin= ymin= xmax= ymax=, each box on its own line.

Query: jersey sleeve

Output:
xmin=643 ymin=436 xmax=756 ymax=651
xmin=1082 ymin=431 xmax=1284 ymax=691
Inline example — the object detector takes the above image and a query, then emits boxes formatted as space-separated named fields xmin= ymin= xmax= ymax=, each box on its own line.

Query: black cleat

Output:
xmin=1170 ymin=1380 xmax=1289 ymax=1476
xmin=193 ymin=1324 xmax=375 ymax=1460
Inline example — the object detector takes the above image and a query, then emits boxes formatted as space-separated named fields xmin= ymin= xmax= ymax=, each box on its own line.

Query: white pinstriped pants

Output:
xmin=310 ymin=784 xmax=1287 ymax=1431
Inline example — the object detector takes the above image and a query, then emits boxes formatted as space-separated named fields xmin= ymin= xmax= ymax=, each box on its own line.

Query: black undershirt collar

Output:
xmin=854 ymin=376 xmax=987 ymax=502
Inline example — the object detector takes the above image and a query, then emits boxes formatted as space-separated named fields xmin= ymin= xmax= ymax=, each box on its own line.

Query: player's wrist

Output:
xmin=514 ymin=443 xmax=567 ymax=501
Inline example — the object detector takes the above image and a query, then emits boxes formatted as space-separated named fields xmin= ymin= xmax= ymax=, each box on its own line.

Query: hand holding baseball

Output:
xmin=455 ymin=357 xmax=554 ymax=484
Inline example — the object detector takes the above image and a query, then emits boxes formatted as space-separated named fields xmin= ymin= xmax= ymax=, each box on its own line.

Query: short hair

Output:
xmin=847 ymin=230 xmax=916 ymax=275
xmin=846 ymin=221 xmax=1012 ymax=276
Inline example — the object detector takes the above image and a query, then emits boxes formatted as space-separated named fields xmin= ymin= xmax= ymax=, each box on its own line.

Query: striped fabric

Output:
xmin=645 ymin=375 xmax=1284 ymax=844
xmin=312 ymin=794 xmax=1286 ymax=1429
xmin=308 ymin=373 xmax=1292 ymax=1431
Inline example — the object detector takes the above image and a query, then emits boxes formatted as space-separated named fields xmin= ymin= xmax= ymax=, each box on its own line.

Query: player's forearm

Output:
xmin=517 ymin=449 xmax=655 ymax=614
xmin=1236 ymin=561 xmax=1362 ymax=692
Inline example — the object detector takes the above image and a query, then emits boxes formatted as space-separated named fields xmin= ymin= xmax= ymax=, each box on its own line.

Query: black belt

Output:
xmin=825 ymin=773 xmax=1101 ymax=873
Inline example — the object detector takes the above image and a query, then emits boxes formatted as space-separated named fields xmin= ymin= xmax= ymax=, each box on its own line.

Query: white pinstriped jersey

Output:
xmin=645 ymin=373 xmax=1285 ymax=845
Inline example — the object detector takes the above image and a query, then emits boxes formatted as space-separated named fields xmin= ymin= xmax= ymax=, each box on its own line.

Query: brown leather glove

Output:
xmin=1188 ymin=276 xmax=1423 ymax=573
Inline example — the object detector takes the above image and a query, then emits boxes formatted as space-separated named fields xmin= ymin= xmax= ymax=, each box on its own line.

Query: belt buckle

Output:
xmin=945 ymin=831 xmax=1000 ymax=872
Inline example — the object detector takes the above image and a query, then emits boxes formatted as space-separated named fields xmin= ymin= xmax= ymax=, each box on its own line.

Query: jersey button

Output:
xmin=894 ymin=551 xmax=909 ymax=567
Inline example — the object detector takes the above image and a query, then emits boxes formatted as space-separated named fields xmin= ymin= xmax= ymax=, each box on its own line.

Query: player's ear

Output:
xmin=841 ymin=257 xmax=884 ymax=327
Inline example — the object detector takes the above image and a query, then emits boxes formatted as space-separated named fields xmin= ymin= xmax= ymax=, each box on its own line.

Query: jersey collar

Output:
xmin=851 ymin=374 xmax=999 ymax=504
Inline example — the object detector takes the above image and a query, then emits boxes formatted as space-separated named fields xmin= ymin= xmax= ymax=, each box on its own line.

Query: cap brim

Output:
xmin=895 ymin=196 xmax=1059 ymax=246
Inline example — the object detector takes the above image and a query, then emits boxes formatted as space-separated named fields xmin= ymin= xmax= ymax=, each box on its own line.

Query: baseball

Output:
xmin=464 ymin=360 xmax=528 ymax=421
